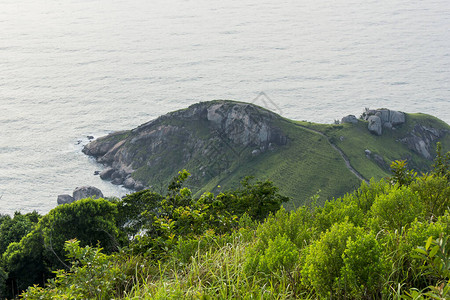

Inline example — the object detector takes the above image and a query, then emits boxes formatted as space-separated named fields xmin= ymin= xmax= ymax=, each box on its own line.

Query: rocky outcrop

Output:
xmin=341 ymin=115 xmax=358 ymax=124
xmin=362 ymin=109 xmax=406 ymax=136
xmin=73 ymin=186 xmax=104 ymax=201
xmin=399 ymin=124 xmax=448 ymax=159
xmin=368 ymin=116 xmax=382 ymax=136
xmin=57 ymin=194 xmax=74 ymax=205
xmin=57 ymin=186 xmax=104 ymax=205
xmin=83 ymin=101 xmax=287 ymax=191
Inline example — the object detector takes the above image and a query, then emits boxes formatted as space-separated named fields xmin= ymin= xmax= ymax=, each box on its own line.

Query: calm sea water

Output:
xmin=0 ymin=0 xmax=449 ymax=215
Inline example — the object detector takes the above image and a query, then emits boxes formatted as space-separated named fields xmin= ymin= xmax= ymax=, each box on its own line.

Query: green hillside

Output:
xmin=83 ymin=101 xmax=450 ymax=209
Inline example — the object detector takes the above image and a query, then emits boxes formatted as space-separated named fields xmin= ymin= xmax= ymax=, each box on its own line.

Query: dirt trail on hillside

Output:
xmin=294 ymin=124 xmax=369 ymax=183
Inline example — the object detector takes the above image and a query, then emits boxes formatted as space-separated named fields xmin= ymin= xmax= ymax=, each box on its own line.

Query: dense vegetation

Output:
xmin=0 ymin=144 xmax=449 ymax=299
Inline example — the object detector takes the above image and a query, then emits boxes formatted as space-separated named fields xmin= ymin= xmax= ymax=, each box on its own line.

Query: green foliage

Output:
xmin=2 ymin=198 xmax=118 ymax=297
xmin=432 ymin=142 xmax=450 ymax=179
xmin=257 ymin=234 xmax=299 ymax=274
xmin=353 ymin=178 xmax=391 ymax=214
xmin=6 ymin=156 xmax=450 ymax=299
xmin=404 ymin=235 xmax=450 ymax=299
xmin=39 ymin=197 xmax=119 ymax=264
xmin=22 ymin=239 xmax=126 ymax=299
xmin=130 ymin=170 xmax=288 ymax=260
xmin=390 ymin=160 xmax=417 ymax=186
xmin=3 ymin=230 xmax=48 ymax=296
xmin=341 ymin=232 xmax=387 ymax=298
xmin=115 ymin=189 xmax=163 ymax=238
xmin=218 ymin=176 xmax=290 ymax=222
xmin=302 ymin=221 xmax=364 ymax=298
xmin=314 ymin=195 xmax=365 ymax=232
xmin=0 ymin=212 xmax=39 ymax=255
xmin=369 ymin=185 xmax=424 ymax=231
xmin=410 ymin=174 xmax=450 ymax=221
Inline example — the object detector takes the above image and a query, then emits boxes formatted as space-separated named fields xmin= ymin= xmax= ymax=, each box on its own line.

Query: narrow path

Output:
xmin=294 ymin=123 xmax=369 ymax=183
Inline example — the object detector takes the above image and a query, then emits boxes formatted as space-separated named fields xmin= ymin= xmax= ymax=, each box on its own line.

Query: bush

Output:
xmin=341 ymin=232 xmax=387 ymax=298
xmin=410 ymin=174 xmax=450 ymax=221
xmin=257 ymin=234 xmax=299 ymax=274
xmin=301 ymin=221 xmax=364 ymax=298
xmin=22 ymin=239 xmax=126 ymax=299
xmin=369 ymin=185 xmax=424 ymax=231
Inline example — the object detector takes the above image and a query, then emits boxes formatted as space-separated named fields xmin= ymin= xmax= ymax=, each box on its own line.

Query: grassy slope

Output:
xmin=194 ymin=117 xmax=361 ymax=209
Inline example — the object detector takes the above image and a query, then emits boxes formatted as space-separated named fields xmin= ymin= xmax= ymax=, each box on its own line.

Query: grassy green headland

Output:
xmin=87 ymin=101 xmax=449 ymax=209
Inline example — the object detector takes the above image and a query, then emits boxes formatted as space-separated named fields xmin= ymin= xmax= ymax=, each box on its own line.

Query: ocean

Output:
xmin=0 ymin=0 xmax=449 ymax=215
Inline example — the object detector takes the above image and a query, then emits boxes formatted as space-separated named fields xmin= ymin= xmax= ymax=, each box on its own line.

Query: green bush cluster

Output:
xmin=0 ymin=145 xmax=448 ymax=299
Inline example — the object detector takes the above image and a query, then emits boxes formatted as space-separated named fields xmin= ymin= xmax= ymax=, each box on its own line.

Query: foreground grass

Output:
xmin=123 ymin=233 xmax=298 ymax=300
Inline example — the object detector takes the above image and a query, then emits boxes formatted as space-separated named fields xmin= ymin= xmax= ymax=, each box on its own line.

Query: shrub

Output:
xmin=369 ymin=185 xmax=424 ymax=231
xmin=302 ymin=221 xmax=364 ymax=298
xmin=22 ymin=239 xmax=126 ymax=299
xmin=253 ymin=234 xmax=299 ymax=275
xmin=341 ymin=232 xmax=387 ymax=298
xmin=410 ymin=174 xmax=450 ymax=221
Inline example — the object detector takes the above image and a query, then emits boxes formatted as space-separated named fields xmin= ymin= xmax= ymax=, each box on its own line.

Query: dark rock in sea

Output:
xmin=87 ymin=135 xmax=94 ymax=140
xmin=57 ymin=194 xmax=75 ymax=205
xmin=111 ymin=178 xmax=123 ymax=185
xmin=73 ymin=186 xmax=104 ymax=201
xmin=123 ymin=177 xmax=136 ymax=189
xmin=94 ymin=170 xmax=100 ymax=175
xmin=99 ymin=167 xmax=115 ymax=180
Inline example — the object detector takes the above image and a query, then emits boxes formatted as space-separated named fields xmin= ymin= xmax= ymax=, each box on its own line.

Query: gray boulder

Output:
xmin=390 ymin=111 xmax=405 ymax=126
xmin=57 ymin=194 xmax=75 ymax=205
xmin=341 ymin=115 xmax=358 ymax=124
xmin=111 ymin=178 xmax=124 ymax=185
xmin=123 ymin=177 xmax=136 ymax=189
xmin=100 ymin=167 xmax=115 ymax=180
xmin=368 ymin=116 xmax=382 ymax=136
xmin=73 ymin=186 xmax=104 ymax=201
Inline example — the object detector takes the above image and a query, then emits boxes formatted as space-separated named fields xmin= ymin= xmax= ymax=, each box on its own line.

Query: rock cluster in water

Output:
xmin=57 ymin=186 xmax=104 ymax=205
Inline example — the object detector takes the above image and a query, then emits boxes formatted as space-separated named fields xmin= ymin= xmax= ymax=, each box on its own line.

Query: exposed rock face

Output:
xmin=83 ymin=101 xmax=287 ymax=191
xmin=57 ymin=194 xmax=74 ymax=205
xmin=341 ymin=115 xmax=358 ymax=124
xmin=363 ymin=109 xmax=406 ymax=136
xmin=368 ymin=116 xmax=382 ymax=136
xmin=399 ymin=124 xmax=447 ymax=159
xmin=72 ymin=186 xmax=104 ymax=201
